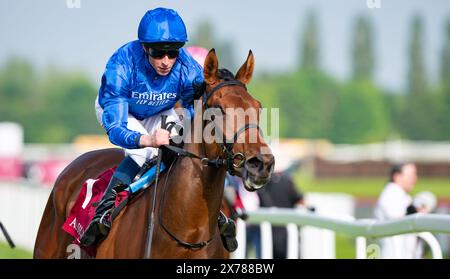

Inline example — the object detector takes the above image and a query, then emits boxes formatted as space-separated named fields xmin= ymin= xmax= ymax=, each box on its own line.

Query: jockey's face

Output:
xmin=145 ymin=47 xmax=178 ymax=76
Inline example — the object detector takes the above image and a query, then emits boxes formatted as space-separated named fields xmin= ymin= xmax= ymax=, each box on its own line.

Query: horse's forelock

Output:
xmin=217 ymin=69 xmax=235 ymax=81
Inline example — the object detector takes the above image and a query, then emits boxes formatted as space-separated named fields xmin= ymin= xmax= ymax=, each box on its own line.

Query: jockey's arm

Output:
xmin=101 ymin=99 xmax=143 ymax=149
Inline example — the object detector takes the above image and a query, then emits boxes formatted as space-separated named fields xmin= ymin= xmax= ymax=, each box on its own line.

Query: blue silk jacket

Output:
xmin=98 ymin=40 xmax=203 ymax=149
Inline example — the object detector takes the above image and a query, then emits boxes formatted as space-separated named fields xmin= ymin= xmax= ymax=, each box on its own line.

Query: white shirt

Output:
xmin=375 ymin=182 xmax=412 ymax=220
xmin=374 ymin=182 xmax=421 ymax=259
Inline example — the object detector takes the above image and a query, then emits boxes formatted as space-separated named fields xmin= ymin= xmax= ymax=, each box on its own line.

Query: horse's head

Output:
xmin=201 ymin=49 xmax=275 ymax=191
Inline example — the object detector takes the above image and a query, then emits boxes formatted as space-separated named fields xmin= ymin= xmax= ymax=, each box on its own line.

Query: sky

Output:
xmin=0 ymin=0 xmax=449 ymax=91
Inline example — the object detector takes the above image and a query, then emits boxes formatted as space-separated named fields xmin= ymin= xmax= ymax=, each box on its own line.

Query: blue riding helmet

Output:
xmin=138 ymin=8 xmax=188 ymax=44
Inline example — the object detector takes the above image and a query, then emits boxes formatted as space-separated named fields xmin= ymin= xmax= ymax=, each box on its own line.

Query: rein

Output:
xmin=157 ymin=79 xmax=262 ymax=249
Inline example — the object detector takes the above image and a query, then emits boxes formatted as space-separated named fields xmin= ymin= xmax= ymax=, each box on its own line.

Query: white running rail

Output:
xmin=232 ymin=208 xmax=450 ymax=259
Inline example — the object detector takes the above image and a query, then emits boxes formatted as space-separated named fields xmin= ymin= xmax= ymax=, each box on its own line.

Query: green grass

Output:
xmin=294 ymin=173 xmax=450 ymax=198
xmin=0 ymin=242 xmax=33 ymax=259
xmin=335 ymin=234 xmax=356 ymax=259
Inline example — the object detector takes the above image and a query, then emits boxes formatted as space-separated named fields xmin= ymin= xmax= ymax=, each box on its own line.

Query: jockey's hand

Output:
xmin=139 ymin=129 xmax=170 ymax=148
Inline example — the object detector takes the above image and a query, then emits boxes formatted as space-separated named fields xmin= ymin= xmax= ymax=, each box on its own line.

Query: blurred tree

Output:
xmin=442 ymin=20 xmax=450 ymax=90
xmin=216 ymin=41 xmax=236 ymax=72
xmin=382 ymin=90 xmax=403 ymax=139
xmin=299 ymin=10 xmax=320 ymax=71
xmin=402 ymin=15 xmax=441 ymax=140
xmin=0 ymin=58 xmax=36 ymax=122
xmin=277 ymin=70 xmax=338 ymax=139
xmin=190 ymin=21 xmax=215 ymax=50
xmin=189 ymin=20 xmax=236 ymax=70
xmin=351 ymin=16 xmax=375 ymax=81
xmin=407 ymin=15 xmax=428 ymax=97
xmin=248 ymin=77 xmax=281 ymax=139
xmin=0 ymin=59 xmax=102 ymax=143
xmin=33 ymin=68 xmax=101 ymax=142
xmin=330 ymin=80 xmax=389 ymax=143
xmin=438 ymin=19 xmax=450 ymax=139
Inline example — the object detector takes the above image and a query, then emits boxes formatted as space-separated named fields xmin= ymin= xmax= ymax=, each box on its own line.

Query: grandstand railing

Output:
xmin=232 ymin=208 xmax=450 ymax=259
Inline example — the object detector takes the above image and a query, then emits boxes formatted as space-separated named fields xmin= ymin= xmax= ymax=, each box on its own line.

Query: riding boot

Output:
xmin=218 ymin=211 xmax=238 ymax=252
xmin=79 ymin=177 xmax=127 ymax=247
xmin=79 ymin=156 xmax=141 ymax=247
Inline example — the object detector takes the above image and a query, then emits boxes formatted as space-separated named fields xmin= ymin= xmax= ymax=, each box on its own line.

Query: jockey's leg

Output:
xmin=79 ymin=156 xmax=141 ymax=247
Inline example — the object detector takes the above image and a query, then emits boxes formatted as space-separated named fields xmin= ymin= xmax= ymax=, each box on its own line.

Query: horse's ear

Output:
xmin=235 ymin=50 xmax=254 ymax=85
xmin=203 ymin=48 xmax=219 ymax=85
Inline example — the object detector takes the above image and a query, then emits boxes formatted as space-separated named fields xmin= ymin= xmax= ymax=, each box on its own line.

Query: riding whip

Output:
xmin=144 ymin=114 xmax=167 ymax=259
xmin=0 ymin=221 xmax=15 ymax=248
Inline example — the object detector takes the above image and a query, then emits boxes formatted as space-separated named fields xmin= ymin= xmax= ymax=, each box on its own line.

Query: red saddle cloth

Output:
xmin=62 ymin=167 xmax=129 ymax=257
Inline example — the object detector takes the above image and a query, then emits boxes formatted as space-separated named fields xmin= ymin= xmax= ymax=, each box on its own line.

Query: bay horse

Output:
xmin=33 ymin=49 xmax=275 ymax=259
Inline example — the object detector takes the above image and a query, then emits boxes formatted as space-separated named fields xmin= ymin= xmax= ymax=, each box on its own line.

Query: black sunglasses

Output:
xmin=146 ymin=48 xmax=180 ymax=59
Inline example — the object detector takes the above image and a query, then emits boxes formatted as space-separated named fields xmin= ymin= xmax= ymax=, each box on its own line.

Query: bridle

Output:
xmin=164 ymin=79 xmax=263 ymax=175
xmin=203 ymin=79 xmax=264 ymax=175
xmin=158 ymin=79 xmax=263 ymax=249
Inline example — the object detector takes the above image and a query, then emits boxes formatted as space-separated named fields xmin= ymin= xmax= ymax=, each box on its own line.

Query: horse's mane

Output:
xmin=217 ymin=69 xmax=235 ymax=81
xmin=193 ymin=69 xmax=236 ymax=100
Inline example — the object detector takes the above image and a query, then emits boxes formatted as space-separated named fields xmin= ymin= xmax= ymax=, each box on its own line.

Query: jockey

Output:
xmin=80 ymin=7 xmax=204 ymax=247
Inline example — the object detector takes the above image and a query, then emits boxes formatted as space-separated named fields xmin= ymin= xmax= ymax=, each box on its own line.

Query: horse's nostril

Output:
xmin=245 ymin=156 xmax=263 ymax=171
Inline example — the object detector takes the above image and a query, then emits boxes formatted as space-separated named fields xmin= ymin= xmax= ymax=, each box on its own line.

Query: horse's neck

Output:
xmin=184 ymin=110 xmax=227 ymax=189
xmin=184 ymin=114 xmax=226 ymax=196
xmin=183 ymin=141 xmax=226 ymax=211
xmin=160 ymin=119 xmax=226 ymax=238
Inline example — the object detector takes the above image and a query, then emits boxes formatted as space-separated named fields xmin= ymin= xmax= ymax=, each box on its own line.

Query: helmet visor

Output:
xmin=143 ymin=42 xmax=185 ymax=51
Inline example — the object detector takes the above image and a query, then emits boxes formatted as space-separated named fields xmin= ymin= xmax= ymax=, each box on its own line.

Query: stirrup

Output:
xmin=218 ymin=213 xmax=230 ymax=234
xmin=98 ymin=208 xmax=113 ymax=235
xmin=218 ymin=212 xmax=238 ymax=252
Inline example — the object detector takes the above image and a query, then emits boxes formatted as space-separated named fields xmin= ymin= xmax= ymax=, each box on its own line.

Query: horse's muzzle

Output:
xmin=242 ymin=154 xmax=275 ymax=191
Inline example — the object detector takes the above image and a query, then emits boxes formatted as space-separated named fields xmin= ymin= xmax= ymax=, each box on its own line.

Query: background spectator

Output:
xmin=374 ymin=163 xmax=435 ymax=258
